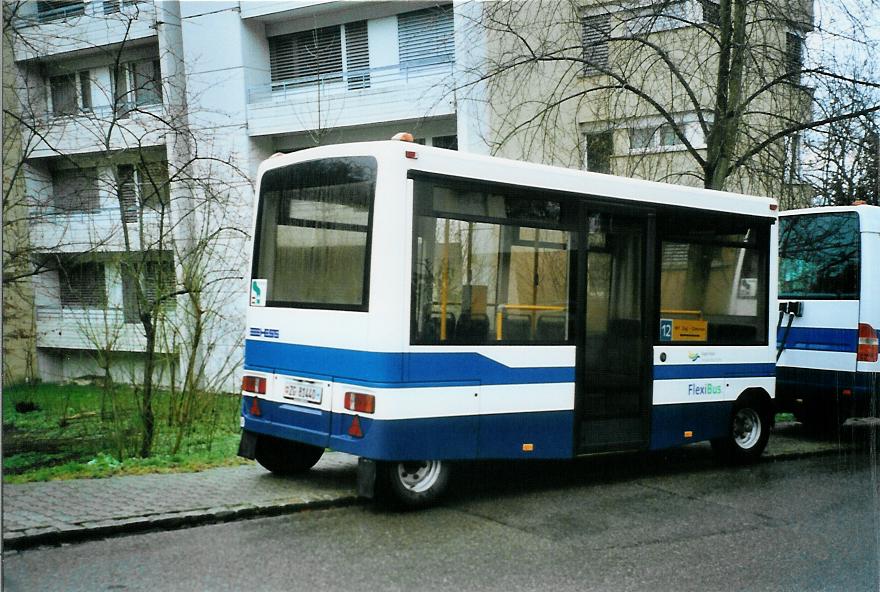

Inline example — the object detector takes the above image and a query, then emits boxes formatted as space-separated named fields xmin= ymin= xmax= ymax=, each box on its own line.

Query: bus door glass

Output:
xmin=577 ymin=212 xmax=650 ymax=452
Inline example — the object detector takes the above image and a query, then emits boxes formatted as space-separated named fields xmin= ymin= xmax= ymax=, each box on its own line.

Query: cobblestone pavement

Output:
xmin=3 ymin=422 xmax=869 ymax=550
xmin=2 ymin=452 xmax=358 ymax=549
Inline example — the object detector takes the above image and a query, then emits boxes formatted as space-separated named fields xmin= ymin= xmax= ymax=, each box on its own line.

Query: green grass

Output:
xmin=3 ymin=382 xmax=252 ymax=483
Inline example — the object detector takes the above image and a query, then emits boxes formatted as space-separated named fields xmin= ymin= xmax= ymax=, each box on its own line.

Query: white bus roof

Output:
xmin=258 ymin=141 xmax=778 ymax=219
xmin=781 ymin=204 xmax=880 ymax=233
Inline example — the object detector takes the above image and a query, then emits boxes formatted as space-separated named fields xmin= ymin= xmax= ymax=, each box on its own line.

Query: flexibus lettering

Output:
xmin=688 ymin=383 xmax=722 ymax=396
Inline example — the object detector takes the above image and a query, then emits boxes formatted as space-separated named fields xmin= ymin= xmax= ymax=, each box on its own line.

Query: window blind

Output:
xmin=345 ymin=21 xmax=370 ymax=89
xmin=53 ymin=167 xmax=99 ymax=212
xmin=397 ymin=6 xmax=454 ymax=67
xmin=269 ymin=26 xmax=343 ymax=84
xmin=582 ymin=14 xmax=611 ymax=75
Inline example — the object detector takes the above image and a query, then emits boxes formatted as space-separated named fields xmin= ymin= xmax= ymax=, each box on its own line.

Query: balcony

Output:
xmin=12 ymin=1 xmax=158 ymax=62
xmin=25 ymin=104 xmax=167 ymax=158
xmin=246 ymin=60 xmax=456 ymax=137
xmin=30 ymin=207 xmax=169 ymax=253
xmin=35 ymin=307 xmax=175 ymax=353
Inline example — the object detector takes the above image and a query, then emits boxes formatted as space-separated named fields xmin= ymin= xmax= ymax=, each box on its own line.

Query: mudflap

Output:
xmin=357 ymin=457 xmax=377 ymax=499
xmin=237 ymin=430 xmax=257 ymax=460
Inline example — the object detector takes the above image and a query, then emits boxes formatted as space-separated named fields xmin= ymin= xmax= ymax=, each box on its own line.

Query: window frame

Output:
xmin=58 ymin=258 xmax=107 ymax=309
xmin=397 ymin=5 xmax=455 ymax=69
xmin=408 ymin=171 xmax=578 ymax=347
xmin=250 ymin=156 xmax=378 ymax=312
xmin=655 ymin=212 xmax=771 ymax=346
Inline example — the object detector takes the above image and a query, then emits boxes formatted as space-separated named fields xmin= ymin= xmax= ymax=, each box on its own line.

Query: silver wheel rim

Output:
xmin=733 ymin=408 xmax=761 ymax=449
xmin=396 ymin=461 xmax=442 ymax=493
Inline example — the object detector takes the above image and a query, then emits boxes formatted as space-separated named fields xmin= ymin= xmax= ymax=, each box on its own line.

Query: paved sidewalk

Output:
xmin=3 ymin=422 xmax=871 ymax=550
xmin=3 ymin=452 xmax=359 ymax=550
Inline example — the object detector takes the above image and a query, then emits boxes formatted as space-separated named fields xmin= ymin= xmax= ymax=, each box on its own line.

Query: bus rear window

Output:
xmin=253 ymin=157 xmax=377 ymax=310
xmin=779 ymin=212 xmax=860 ymax=300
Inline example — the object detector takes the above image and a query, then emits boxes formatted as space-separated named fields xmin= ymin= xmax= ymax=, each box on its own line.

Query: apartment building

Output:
xmin=474 ymin=0 xmax=813 ymax=203
xmin=5 ymin=0 xmax=811 ymax=387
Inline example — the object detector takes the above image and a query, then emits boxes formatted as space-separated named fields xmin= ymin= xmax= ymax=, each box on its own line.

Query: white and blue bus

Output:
xmin=238 ymin=139 xmax=778 ymax=507
xmin=777 ymin=205 xmax=880 ymax=428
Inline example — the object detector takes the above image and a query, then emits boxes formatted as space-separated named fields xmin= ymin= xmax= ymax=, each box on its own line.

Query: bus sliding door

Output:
xmin=576 ymin=212 xmax=652 ymax=453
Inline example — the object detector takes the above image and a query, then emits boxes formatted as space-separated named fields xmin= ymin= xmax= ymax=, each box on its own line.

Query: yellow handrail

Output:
xmin=660 ymin=309 xmax=702 ymax=316
xmin=495 ymin=304 xmax=566 ymax=340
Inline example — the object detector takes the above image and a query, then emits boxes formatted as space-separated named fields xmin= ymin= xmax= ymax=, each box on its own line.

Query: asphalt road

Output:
xmin=4 ymin=447 xmax=880 ymax=592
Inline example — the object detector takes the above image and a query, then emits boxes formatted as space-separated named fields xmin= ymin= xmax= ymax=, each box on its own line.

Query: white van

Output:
xmin=777 ymin=204 xmax=880 ymax=427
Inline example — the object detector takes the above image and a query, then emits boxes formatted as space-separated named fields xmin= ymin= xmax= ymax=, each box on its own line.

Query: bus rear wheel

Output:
xmin=377 ymin=460 xmax=450 ymax=509
xmin=712 ymin=401 xmax=770 ymax=464
xmin=255 ymin=435 xmax=324 ymax=475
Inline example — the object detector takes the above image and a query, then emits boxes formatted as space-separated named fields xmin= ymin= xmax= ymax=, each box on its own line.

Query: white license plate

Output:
xmin=282 ymin=379 xmax=323 ymax=405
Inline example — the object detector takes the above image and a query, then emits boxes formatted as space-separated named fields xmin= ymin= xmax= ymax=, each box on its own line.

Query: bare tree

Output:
xmin=455 ymin=0 xmax=880 ymax=203
xmin=3 ymin=0 xmax=250 ymax=457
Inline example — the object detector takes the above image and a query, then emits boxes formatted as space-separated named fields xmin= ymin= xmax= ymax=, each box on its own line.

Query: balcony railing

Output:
xmin=247 ymin=58 xmax=455 ymax=104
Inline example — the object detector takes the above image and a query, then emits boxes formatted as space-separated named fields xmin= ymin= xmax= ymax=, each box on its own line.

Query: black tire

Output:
xmin=712 ymin=399 xmax=770 ymax=464
xmin=376 ymin=460 xmax=451 ymax=509
xmin=255 ymin=435 xmax=324 ymax=475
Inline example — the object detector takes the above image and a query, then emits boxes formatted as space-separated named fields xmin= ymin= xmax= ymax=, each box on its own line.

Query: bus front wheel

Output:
xmin=255 ymin=435 xmax=324 ymax=475
xmin=712 ymin=400 xmax=770 ymax=464
xmin=377 ymin=460 xmax=450 ymax=508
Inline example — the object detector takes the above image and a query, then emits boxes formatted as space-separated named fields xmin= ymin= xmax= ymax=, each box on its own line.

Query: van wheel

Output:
xmin=712 ymin=401 xmax=770 ymax=464
xmin=255 ymin=435 xmax=324 ymax=475
xmin=377 ymin=460 xmax=450 ymax=509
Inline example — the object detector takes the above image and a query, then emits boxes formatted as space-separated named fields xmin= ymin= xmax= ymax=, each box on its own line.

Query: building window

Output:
xmin=629 ymin=124 xmax=685 ymax=152
xmin=113 ymin=59 xmax=162 ymax=115
xmin=345 ymin=20 xmax=370 ymax=90
xmin=103 ymin=0 xmax=139 ymax=14
xmin=269 ymin=26 xmax=343 ymax=87
xmin=122 ymin=253 xmax=176 ymax=323
xmin=52 ymin=166 xmax=99 ymax=213
xmin=50 ymin=71 xmax=91 ymax=115
xmin=398 ymin=6 xmax=454 ymax=68
xmin=623 ymin=0 xmax=693 ymax=37
xmin=59 ymin=258 xmax=106 ymax=308
xmin=585 ymin=131 xmax=613 ymax=174
xmin=432 ymin=135 xmax=458 ymax=150
xmin=117 ymin=162 xmax=170 ymax=223
xmin=785 ymin=32 xmax=805 ymax=84
xmin=701 ymin=0 xmax=720 ymax=25
xmin=581 ymin=13 xmax=611 ymax=75
xmin=37 ymin=0 xmax=84 ymax=22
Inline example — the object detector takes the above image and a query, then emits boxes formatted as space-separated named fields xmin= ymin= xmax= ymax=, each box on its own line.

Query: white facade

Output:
xmin=10 ymin=0 xmax=484 ymax=388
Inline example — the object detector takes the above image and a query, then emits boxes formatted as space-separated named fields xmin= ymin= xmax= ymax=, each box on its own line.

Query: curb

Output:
xmin=3 ymin=493 xmax=360 ymax=552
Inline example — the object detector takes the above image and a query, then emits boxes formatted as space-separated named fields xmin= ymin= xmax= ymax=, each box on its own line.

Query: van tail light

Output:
xmin=344 ymin=392 xmax=375 ymax=414
xmin=857 ymin=323 xmax=879 ymax=362
xmin=242 ymin=375 xmax=267 ymax=394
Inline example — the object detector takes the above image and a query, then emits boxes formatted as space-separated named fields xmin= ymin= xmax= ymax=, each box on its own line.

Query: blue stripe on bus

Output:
xmin=776 ymin=326 xmax=858 ymax=353
xmin=653 ymin=363 xmax=775 ymax=380
xmin=245 ymin=340 xmax=574 ymax=386
xmin=246 ymin=340 xmax=773 ymax=387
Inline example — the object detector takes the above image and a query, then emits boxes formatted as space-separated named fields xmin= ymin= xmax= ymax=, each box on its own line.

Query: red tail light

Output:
xmin=344 ymin=392 xmax=375 ymax=414
xmin=857 ymin=323 xmax=878 ymax=362
xmin=242 ymin=375 xmax=267 ymax=394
